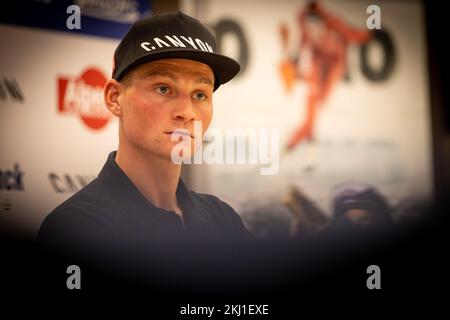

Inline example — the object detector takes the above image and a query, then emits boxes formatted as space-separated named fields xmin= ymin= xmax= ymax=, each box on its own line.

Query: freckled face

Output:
xmin=118 ymin=59 xmax=214 ymax=161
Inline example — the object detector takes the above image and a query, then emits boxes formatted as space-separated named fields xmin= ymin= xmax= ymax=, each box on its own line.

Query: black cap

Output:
xmin=112 ymin=11 xmax=241 ymax=91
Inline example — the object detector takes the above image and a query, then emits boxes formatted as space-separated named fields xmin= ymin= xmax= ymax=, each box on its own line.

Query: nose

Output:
xmin=172 ymin=93 xmax=195 ymax=122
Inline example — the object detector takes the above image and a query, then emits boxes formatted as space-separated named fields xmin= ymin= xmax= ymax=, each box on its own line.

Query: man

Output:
xmin=38 ymin=12 xmax=250 ymax=256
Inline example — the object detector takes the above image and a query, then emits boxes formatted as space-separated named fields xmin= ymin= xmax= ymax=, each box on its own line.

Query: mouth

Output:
xmin=165 ymin=129 xmax=194 ymax=139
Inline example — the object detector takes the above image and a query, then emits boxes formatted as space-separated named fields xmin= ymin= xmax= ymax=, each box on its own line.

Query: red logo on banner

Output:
xmin=58 ymin=67 xmax=111 ymax=130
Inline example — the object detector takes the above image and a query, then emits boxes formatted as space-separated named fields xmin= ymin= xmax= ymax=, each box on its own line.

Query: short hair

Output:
xmin=118 ymin=68 xmax=136 ymax=87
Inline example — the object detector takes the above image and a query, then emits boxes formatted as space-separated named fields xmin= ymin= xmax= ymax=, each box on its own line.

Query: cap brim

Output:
xmin=115 ymin=49 xmax=241 ymax=90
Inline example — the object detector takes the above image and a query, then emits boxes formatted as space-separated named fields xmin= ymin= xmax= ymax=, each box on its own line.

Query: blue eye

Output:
xmin=194 ymin=92 xmax=207 ymax=101
xmin=156 ymin=86 xmax=170 ymax=94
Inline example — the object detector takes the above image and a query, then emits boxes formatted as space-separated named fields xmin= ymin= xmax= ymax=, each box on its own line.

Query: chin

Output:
xmin=170 ymin=146 xmax=197 ymax=164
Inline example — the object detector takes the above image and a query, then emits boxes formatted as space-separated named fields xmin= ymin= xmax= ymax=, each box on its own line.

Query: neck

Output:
xmin=115 ymin=141 xmax=182 ymax=215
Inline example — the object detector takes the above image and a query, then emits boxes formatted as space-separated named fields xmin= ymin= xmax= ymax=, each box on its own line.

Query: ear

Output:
xmin=104 ymin=79 xmax=124 ymax=117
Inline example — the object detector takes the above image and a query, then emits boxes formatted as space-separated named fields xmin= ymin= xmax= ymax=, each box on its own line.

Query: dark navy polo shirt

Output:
xmin=37 ymin=151 xmax=250 ymax=257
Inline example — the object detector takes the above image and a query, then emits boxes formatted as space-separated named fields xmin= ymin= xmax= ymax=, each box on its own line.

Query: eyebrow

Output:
xmin=195 ymin=75 xmax=214 ymax=87
xmin=144 ymin=70 xmax=177 ymax=81
xmin=144 ymin=69 xmax=214 ymax=87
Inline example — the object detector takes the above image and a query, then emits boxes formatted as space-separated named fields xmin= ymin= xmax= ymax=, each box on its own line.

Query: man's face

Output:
xmin=116 ymin=58 xmax=214 ymax=161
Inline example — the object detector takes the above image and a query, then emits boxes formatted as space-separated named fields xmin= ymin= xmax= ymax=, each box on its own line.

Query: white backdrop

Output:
xmin=0 ymin=24 xmax=119 ymax=236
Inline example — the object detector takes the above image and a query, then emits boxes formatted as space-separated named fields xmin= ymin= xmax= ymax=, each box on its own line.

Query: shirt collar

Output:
xmin=96 ymin=151 xmax=206 ymax=228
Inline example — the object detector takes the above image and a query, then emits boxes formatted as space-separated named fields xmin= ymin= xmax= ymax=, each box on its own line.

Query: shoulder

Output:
xmin=43 ymin=178 xmax=114 ymax=223
xmin=37 ymin=179 xmax=117 ymax=250
xmin=190 ymin=191 xmax=249 ymax=230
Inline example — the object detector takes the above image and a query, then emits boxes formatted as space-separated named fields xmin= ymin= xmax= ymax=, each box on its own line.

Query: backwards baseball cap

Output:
xmin=112 ymin=11 xmax=241 ymax=91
